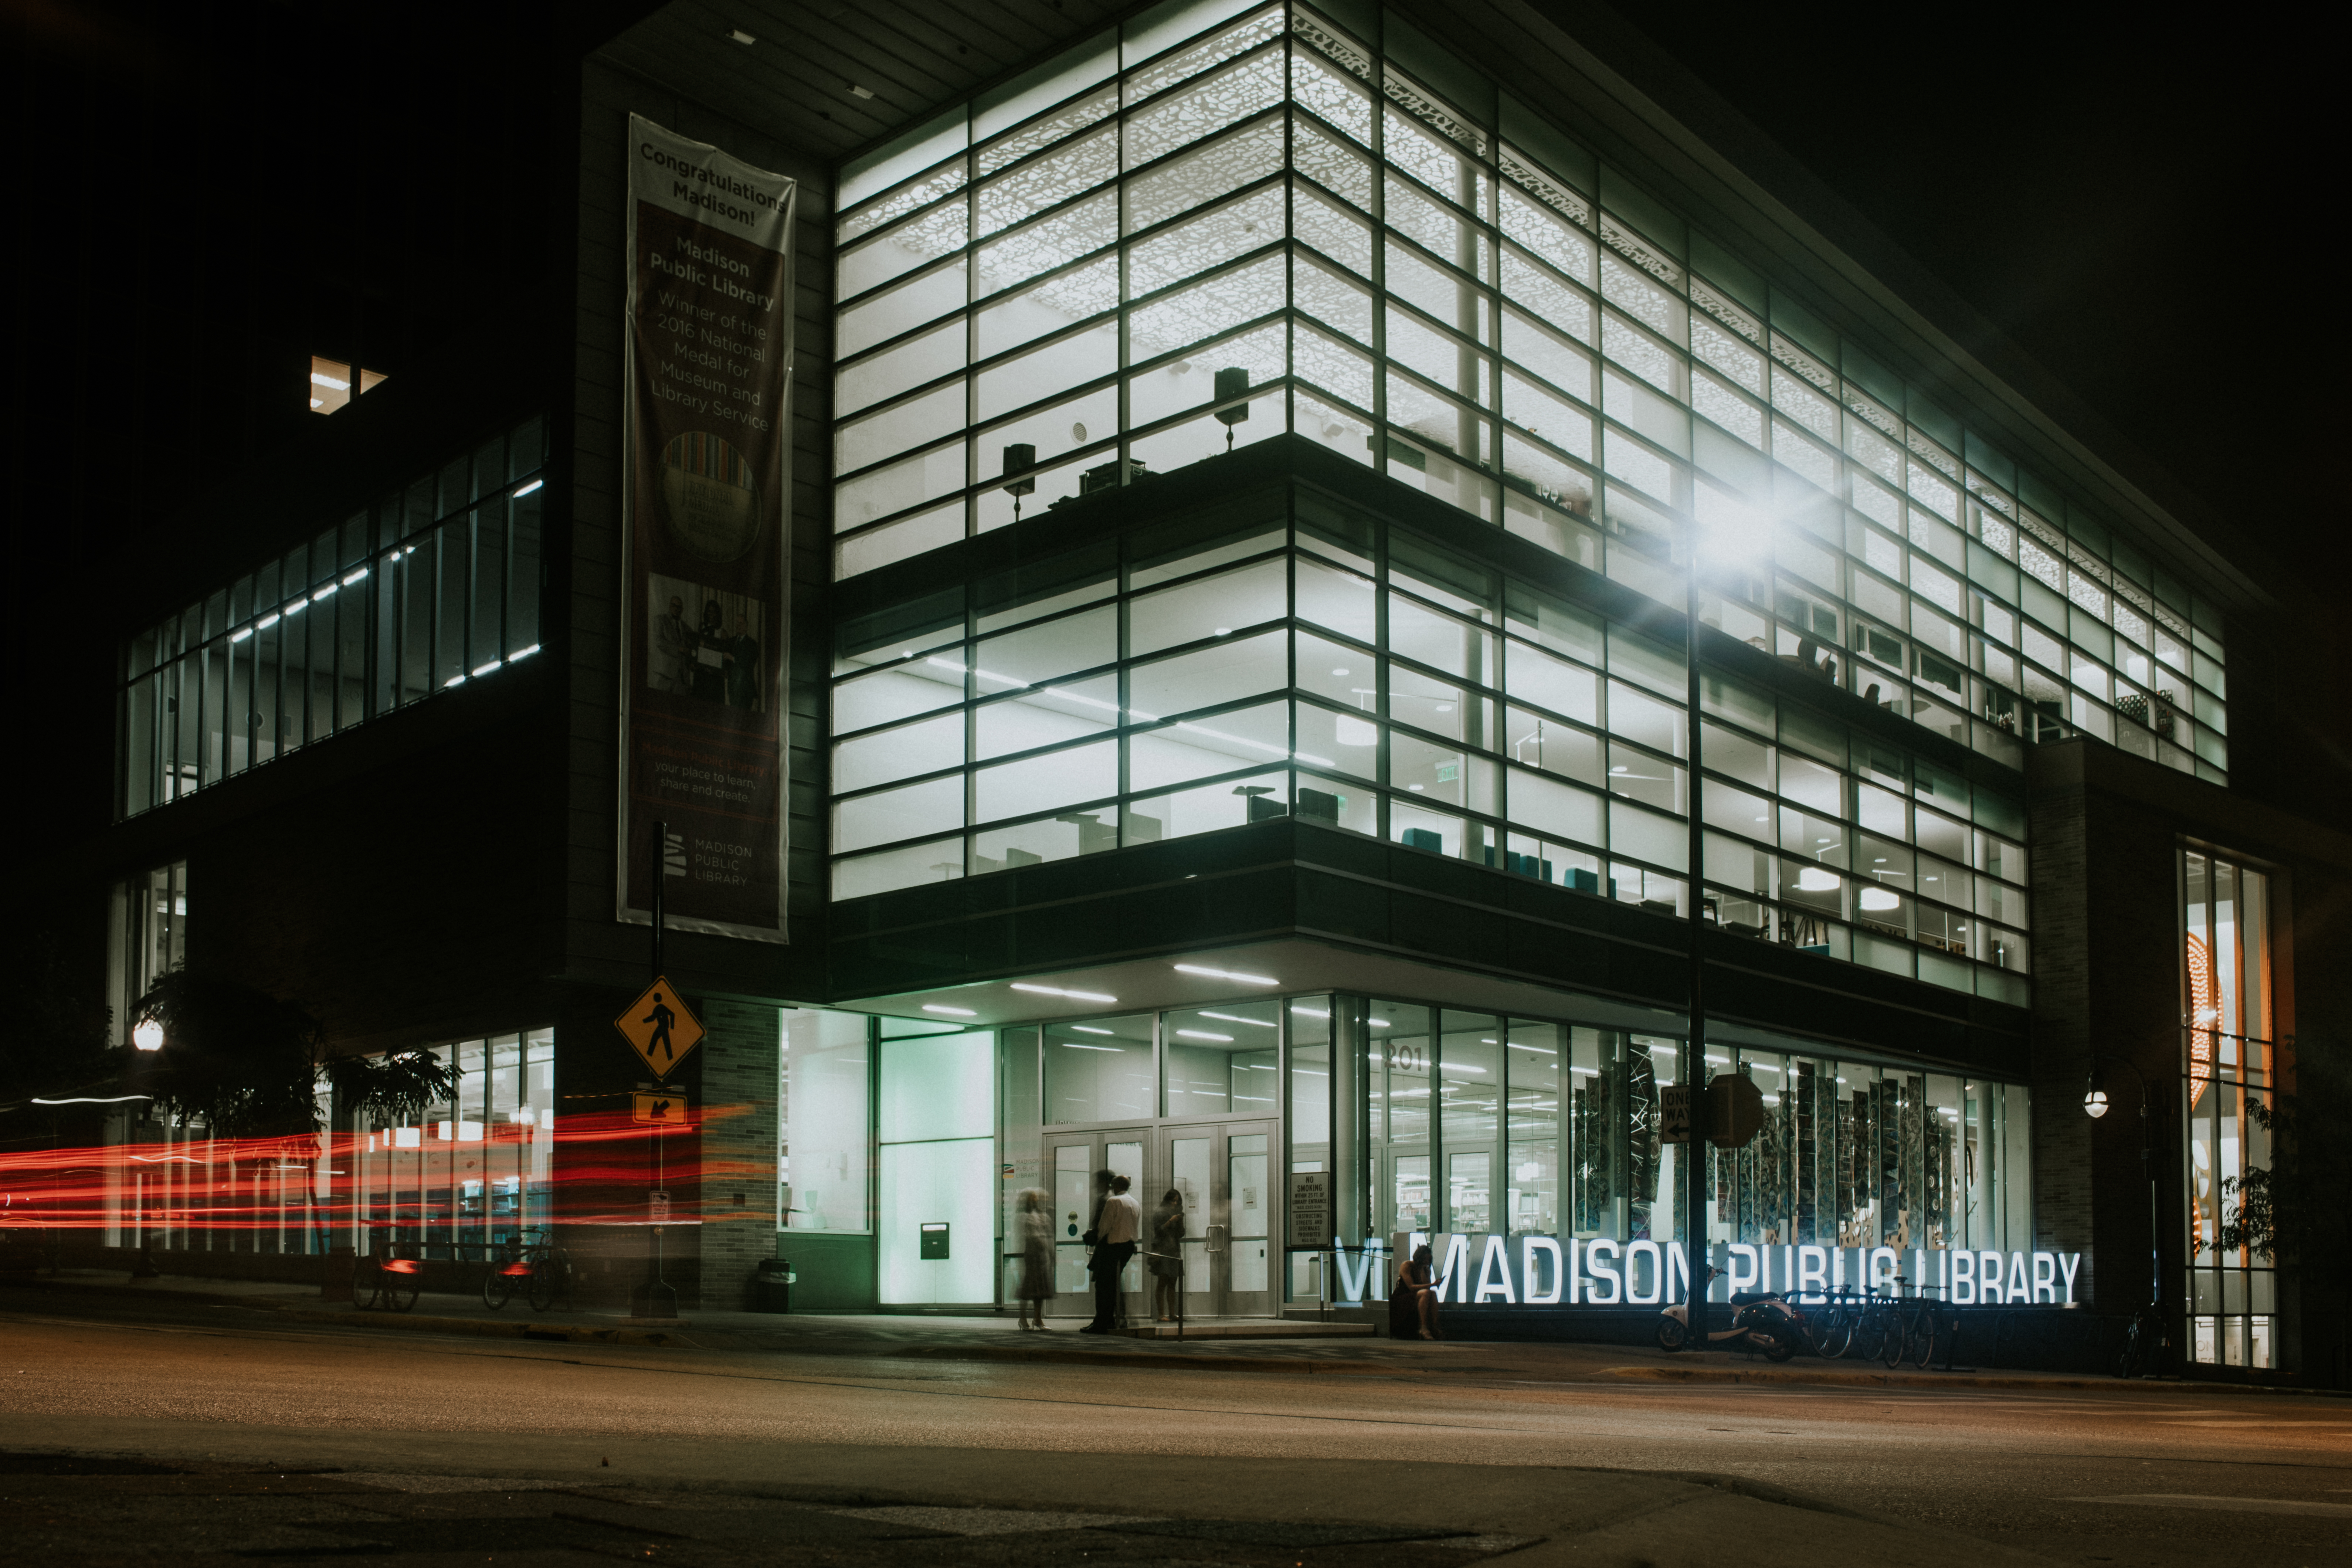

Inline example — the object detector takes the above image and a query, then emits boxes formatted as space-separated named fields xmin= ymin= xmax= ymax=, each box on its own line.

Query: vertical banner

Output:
xmin=620 ymin=115 xmax=796 ymax=941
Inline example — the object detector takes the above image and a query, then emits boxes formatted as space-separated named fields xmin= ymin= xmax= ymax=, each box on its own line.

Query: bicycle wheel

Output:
xmin=1847 ymin=1307 xmax=1884 ymax=1364
xmin=387 ymin=1263 xmax=420 ymax=1313
xmin=527 ymin=1250 xmax=567 ymax=1313
xmin=1906 ymin=1307 xmax=1938 ymax=1368
xmin=1813 ymin=1302 xmax=1853 ymax=1359
xmin=483 ymin=1264 xmax=516 ymax=1310
xmin=1880 ymin=1307 xmax=1905 ymax=1367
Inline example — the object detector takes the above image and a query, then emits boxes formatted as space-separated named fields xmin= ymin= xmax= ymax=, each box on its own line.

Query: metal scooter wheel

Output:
xmin=1762 ymin=1329 xmax=1798 ymax=1362
xmin=1657 ymin=1316 xmax=1688 ymax=1352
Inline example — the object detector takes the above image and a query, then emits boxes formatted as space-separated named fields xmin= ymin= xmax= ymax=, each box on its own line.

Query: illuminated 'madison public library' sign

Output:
xmin=1334 ymin=1235 xmax=2087 ymax=1307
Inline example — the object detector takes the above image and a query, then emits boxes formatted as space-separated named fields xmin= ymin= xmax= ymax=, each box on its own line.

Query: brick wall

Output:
xmin=698 ymin=997 xmax=781 ymax=1309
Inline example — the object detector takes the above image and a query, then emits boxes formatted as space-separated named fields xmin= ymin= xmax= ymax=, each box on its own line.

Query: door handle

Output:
xmin=1207 ymin=1223 xmax=1229 ymax=1255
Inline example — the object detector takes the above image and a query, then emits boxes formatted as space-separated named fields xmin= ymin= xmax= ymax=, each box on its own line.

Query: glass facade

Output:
xmin=118 ymin=415 xmax=547 ymax=817
xmin=346 ymin=1029 xmax=558 ymax=1258
xmin=2181 ymin=846 xmax=2275 ymax=1368
xmin=780 ymin=1007 xmax=874 ymax=1233
xmin=993 ymin=988 xmax=2032 ymax=1308
xmin=878 ymin=1018 xmax=996 ymax=1303
xmin=106 ymin=1028 xmax=556 ymax=1260
xmin=832 ymin=487 xmax=2029 ymax=998
xmin=828 ymin=0 xmax=2225 ymax=784
xmin=1339 ymin=1001 xmax=2028 ymax=1260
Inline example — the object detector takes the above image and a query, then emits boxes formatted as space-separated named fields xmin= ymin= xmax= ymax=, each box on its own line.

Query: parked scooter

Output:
xmin=1656 ymin=1265 xmax=1806 ymax=1361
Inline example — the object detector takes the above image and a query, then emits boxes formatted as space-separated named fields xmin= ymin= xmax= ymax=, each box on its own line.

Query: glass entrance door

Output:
xmin=1048 ymin=1130 xmax=1145 ymax=1320
xmin=1157 ymin=1121 xmax=1275 ymax=1317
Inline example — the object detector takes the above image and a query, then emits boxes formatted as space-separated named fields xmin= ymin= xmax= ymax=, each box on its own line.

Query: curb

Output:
xmin=889 ymin=1343 xmax=1409 ymax=1376
xmin=1603 ymin=1362 xmax=2168 ymax=1392
xmin=9 ymin=1276 xmax=703 ymax=1350
xmin=14 ymin=1276 xmax=2341 ymax=1395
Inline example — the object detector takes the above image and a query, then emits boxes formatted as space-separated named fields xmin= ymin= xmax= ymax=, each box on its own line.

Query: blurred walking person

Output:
xmin=1148 ymin=1188 xmax=1187 ymax=1322
xmin=1014 ymin=1188 xmax=1054 ymax=1330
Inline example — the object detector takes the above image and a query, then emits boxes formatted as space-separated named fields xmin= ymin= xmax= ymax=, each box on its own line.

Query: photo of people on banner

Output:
xmin=618 ymin=111 xmax=796 ymax=941
xmin=648 ymin=570 xmax=764 ymax=712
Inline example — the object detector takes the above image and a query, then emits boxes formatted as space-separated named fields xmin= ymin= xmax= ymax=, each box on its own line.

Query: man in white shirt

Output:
xmin=1081 ymin=1174 xmax=1141 ymax=1333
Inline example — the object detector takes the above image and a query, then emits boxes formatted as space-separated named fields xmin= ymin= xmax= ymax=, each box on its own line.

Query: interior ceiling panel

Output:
xmin=599 ymin=0 xmax=1127 ymax=171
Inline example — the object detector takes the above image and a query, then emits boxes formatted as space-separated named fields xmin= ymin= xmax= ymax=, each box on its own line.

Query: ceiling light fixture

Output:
xmin=921 ymin=1004 xmax=976 ymax=1017
xmin=729 ymin=28 xmax=756 ymax=44
xmin=849 ymin=83 xmax=875 ymax=99
xmin=1198 ymin=1010 xmax=1274 ymax=1028
xmin=1174 ymin=963 xmax=1278 ymax=986
xmin=1175 ymin=1029 xmax=1234 ymax=1042
xmin=1070 ymin=1025 xmax=1113 ymax=1036
xmin=1011 ymin=982 xmax=1119 ymax=1003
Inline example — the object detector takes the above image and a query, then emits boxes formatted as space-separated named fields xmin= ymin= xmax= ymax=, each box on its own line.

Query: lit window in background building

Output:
xmin=115 ymin=417 xmax=547 ymax=817
xmin=308 ymin=355 xmax=387 ymax=414
xmin=2180 ymin=846 xmax=2276 ymax=1370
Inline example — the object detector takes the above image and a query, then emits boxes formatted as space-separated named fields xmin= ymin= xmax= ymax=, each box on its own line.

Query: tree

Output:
xmin=128 ymin=972 xmax=460 ymax=1256
xmin=129 ymin=973 xmax=459 ymax=1138
xmin=2216 ymin=1042 xmax=2352 ymax=1279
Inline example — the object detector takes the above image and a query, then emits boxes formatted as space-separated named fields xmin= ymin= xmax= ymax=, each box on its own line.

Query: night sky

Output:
xmin=1608 ymin=0 xmax=2342 ymax=590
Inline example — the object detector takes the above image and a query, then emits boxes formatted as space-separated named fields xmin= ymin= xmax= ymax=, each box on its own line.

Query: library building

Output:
xmin=69 ymin=0 xmax=2349 ymax=1384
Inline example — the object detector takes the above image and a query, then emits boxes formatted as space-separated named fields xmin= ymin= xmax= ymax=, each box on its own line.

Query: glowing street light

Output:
xmin=132 ymin=1018 xmax=165 ymax=1052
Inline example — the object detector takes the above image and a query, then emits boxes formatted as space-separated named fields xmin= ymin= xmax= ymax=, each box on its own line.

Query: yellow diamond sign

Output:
xmin=614 ymin=977 xmax=703 ymax=1079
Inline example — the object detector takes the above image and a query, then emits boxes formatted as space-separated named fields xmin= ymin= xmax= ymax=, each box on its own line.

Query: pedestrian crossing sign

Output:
xmin=614 ymin=977 xmax=704 ymax=1079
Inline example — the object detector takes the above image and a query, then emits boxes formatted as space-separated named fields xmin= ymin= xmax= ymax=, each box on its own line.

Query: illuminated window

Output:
xmin=116 ymin=416 xmax=547 ymax=817
xmin=108 ymin=861 xmax=186 ymax=1046
xmin=308 ymin=355 xmax=387 ymax=414
xmin=2181 ymin=846 xmax=2278 ymax=1369
xmin=828 ymin=0 xmax=2224 ymax=781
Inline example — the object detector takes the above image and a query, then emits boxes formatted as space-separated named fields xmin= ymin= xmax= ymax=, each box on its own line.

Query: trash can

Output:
xmin=750 ymin=1256 xmax=793 ymax=1313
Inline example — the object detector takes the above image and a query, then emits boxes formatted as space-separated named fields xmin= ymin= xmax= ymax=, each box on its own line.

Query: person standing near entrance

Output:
xmin=1081 ymin=1174 xmax=1140 ymax=1334
xmin=1014 ymin=1188 xmax=1053 ymax=1331
xmin=1148 ymin=1189 xmax=1187 ymax=1323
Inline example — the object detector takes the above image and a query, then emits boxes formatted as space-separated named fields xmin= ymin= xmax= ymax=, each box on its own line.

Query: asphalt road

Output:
xmin=3 ymin=1294 xmax=2347 ymax=1567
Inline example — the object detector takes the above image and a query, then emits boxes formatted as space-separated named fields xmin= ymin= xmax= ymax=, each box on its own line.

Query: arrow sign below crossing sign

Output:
xmin=614 ymin=977 xmax=703 ymax=1080
xmin=631 ymin=1089 xmax=692 ymax=1127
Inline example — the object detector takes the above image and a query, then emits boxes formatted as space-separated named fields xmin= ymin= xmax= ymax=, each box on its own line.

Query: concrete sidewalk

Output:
xmin=0 ymin=1266 xmax=2251 ymax=1393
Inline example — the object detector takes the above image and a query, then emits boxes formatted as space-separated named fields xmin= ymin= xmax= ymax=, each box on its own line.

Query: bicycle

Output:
xmin=1809 ymin=1286 xmax=1863 ymax=1358
xmin=1840 ymin=1278 xmax=1938 ymax=1367
xmin=482 ymin=1227 xmax=574 ymax=1312
xmin=363 ymin=1244 xmax=422 ymax=1313
xmin=1889 ymin=1284 xmax=1943 ymax=1368
xmin=2115 ymin=1304 xmax=2167 ymax=1379
xmin=481 ymin=1232 xmax=532 ymax=1310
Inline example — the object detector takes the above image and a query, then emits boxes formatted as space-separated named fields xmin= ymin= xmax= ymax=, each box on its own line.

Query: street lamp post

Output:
xmin=2084 ymin=1052 xmax=2165 ymax=1351
xmin=1683 ymin=530 xmax=1711 ymax=1345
